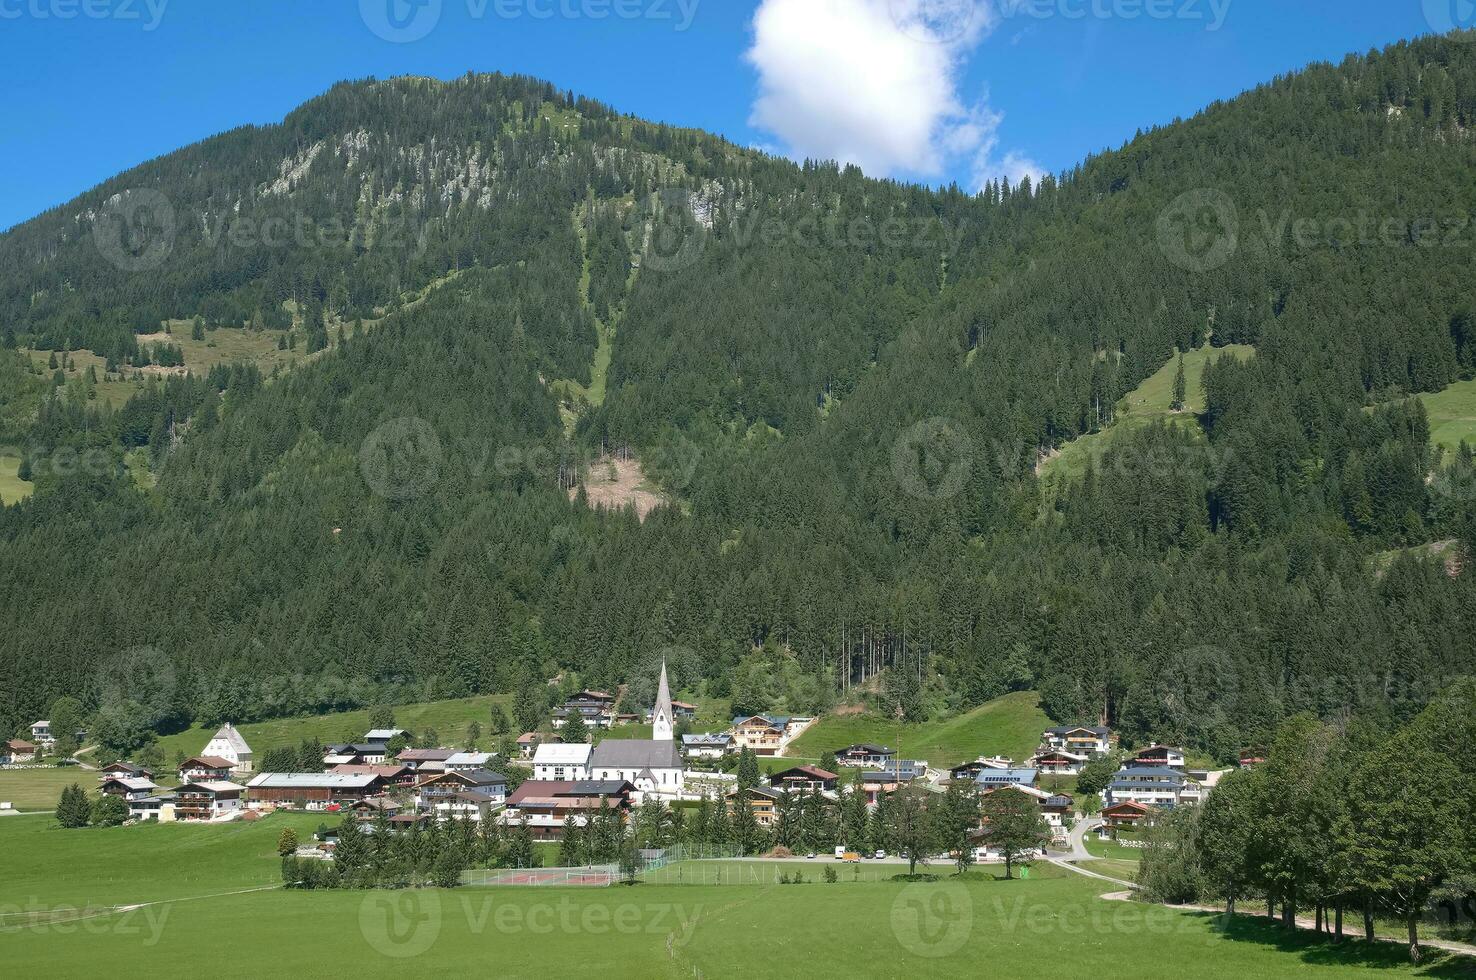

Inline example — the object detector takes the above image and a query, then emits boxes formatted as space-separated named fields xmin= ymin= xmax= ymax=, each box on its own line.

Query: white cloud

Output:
xmin=745 ymin=0 xmax=1041 ymax=192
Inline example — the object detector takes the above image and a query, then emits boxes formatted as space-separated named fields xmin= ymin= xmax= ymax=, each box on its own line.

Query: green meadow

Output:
xmin=787 ymin=691 xmax=1051 ymax=767
xmin=1418 ymin=377 xmax=1476 ymax=456
xmin=2 ymin=814 xmax=1468 ymax=979
xmin=0 ymin=767 xmax=94 ymax=811
xmin=0 ymin=452 xmax=33 ymax=505
xmin=1039 ymin=343 xmax=1256 ymax=484
xmin=152 ymin=694 xmax=516 ymax=761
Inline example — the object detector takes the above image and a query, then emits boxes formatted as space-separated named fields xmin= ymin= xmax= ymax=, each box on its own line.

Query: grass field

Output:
xmin=0 ymin=767 xmax=95 ymax=811
xmin=2 ymin=815 xmax=1467 ymax=979
xmin=1418 ymin=377 xmax=1476 ymax=456
xmin=0 ymin=452 xmax=33 ymax=504
xmin=786 ymin=692 xmax=1051 ymax=767
xmin=152 ymin=694 xmax=515 ymax=762
xmin=1040 ymin=343 xmax=1256 ymax=484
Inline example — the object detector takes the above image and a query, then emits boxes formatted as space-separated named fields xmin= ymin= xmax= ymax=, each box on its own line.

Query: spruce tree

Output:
xmin=56 ymin=784 xmax=91 ymax=829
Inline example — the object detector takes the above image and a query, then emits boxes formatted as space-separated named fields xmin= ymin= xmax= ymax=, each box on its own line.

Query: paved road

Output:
xmin=1045 ymin=816 xmax=1138 ymax=889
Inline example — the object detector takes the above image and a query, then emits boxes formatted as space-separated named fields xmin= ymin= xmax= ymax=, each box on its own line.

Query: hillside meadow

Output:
xmin=786 ymin=691 xmax=1050 ymax=767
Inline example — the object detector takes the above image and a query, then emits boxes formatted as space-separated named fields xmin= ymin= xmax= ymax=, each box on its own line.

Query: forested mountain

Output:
xmin=2 ymin=36 xmax=1474 ymax=760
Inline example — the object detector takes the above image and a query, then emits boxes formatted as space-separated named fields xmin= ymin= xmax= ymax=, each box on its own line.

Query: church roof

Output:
xmin=590 ymin=738 xmax=682 ymax=770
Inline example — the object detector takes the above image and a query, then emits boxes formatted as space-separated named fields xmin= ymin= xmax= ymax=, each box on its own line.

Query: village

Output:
xmin=7 ymin=662 xmax=1242 ymax=870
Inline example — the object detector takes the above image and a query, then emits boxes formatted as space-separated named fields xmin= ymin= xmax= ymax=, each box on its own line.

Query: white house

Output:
xmin=29 ymin=721 xmax=54 ymax=749
xmin=681 ymin=733 xmax=733 ymax=759
xmin=532 ymin=742 xmax=593 ymax=781
xmin=202 ymin=723 xmax=254 ymax=775
xmin=1105 ymin=766 xmax=1202 ymax=809
xmin=1042 ymin=726 xmax=1112 ymax=756
xmin=174 ymin=782 xmax=245 ymax=821
xmin=445 ymin=751 xmax=498 ymax=772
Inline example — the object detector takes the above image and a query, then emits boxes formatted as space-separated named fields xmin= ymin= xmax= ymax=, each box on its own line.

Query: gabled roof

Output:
xmin=838 ymin=743 xmax=893 ymax=755
xmin=589 ymin=738 xmax=682 ymax=770
xmin=682 ymin=733 xmax=731 ymax=745
xmin=1045 ymin=725 xmax=1110 ymax=737
xmin=208 ymin=723 xmax=252 ymax=754
xmin=516 ymin=732 xmax=541 ymax=744
xmin=6 ymin=739 xmax=35 ymax=751
xmin=102 ymin=761 xmax=153 ymax=775
xmin=445 ymin=752 xmax=496 ymax=767
xmin=364 ymin=728 xmax=408 ymax=742
xmin=247 ymin=773 xmax=381 ymax=789
xmin=102 ymin=776 xmax=159 ymax=792
xmin=532 ymin=742 xmax=593 ymax=765
xmin=770 ymin=765 xmax=839 ymax=783
xmin=331 ymin=764 xmax=410 ymax=779
xmin=1114 ymin=766 xmax=1188 ymax=779
xmin=178 ymin=781 xmax=245 ymax=794
xmin=974 ymin=768 xmax=1038 ymax=785
xmin=421 ymin=768 xmax=506 ymax=787
xmin=1102 ymin=800 xmax=1158 ymax=815
xmin=732 ymin=714 xmax=790 ymax=729
xmin=397 ymin=748 xmax=456 ymax=762
xmin=179 ymin=756 xmax=236 ymax=770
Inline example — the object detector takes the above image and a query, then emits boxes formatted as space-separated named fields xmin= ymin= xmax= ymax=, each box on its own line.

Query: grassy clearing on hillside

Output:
xmin=0 ymin=767 xmax=93 ymax=811
xmin=787 ymin=692 xmax=1050 ymax=767
xmin=1418 ymin=377 xmax=1476 ymax=455
xmin=1040 ymin=344 xmax=1255 ymax=484
xmin=0 ymin=453 xmax=33 ymax=505
xmin=152 ymin=695 xmax=515 ymax=762
xmin=2 ymin=807 xmax=1463 ymax=979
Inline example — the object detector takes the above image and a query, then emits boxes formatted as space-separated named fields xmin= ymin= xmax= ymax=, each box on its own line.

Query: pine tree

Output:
xmin=278 ymin=827 xmax=300 ymax=856
xmin=1171 ymin=352 xmax=1187 ymax=412
xmin=55 ymin=784 xmax=91 ymax=829
xmin=562 ymin=710 xmax=589 ymax=744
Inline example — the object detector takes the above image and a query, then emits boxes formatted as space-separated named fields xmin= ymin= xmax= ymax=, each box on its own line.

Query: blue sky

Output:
xmin=0 ymin=0 xmax=1458 ymax=231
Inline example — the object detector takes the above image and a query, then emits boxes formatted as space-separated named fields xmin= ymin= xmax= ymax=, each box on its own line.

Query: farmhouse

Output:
xmin=532 ymin=742 xmax=593 ymax=781
xmin=769 ymin=765 xmax=839 ymax=794
xmin=127 ymin=793 xmax=177 ymax=821
xmin=681 ymin=733 xmax=733 ymax=759
xmin=4 ymin=739 xmax=36 ymax=763
xmin=949 ymin=756 xmax=1015 ymax=781
xmin=100 ymin=776 xmax=161 ymax=800
xmin=178 ymin=756 xmax=237 ymax=783
xmin=1028 ymin=749 xmax=1090 ymax=775
xmin=174 ymin=782 xmax=245 ymax=821
xmin=202 ymin=723 xmax=254 ymax=774
xmin=246 ymin=772 xmax=385 ymax=810
xmin=364 ymin=728 xmax=408 ymax=743
xmin=1101 ymin=800 xmax=1160 ymax=833
xmin=834 ymin=744 xmax=894 ymax=768
xmin=348 ymin=797 xmax=402 ymax=821
xmin=516 ymin=733 xmax=542 ymax=759
xmin=323 ymin=743 xmax=390 ymax=767
xmin=415 ymin=769 xmax=507 ymax=822
xmin=502 ymin=779 xmax=634 ymax=841
xmin=99 ymin=761 xmax=154 ymax=781
xmin=1041 ymin=726 xmax=1112 ymax=756
xmin=726 ymin=785 xmax=784 ymax=827
xmin=1130 ymin=744 xmax=1186 ymax=769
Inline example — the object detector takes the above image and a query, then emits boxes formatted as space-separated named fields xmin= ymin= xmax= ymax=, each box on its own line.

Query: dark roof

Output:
xmin=327 ymin=743 xmax=389 ymax=754
xmin=398 ymin=748 xmax=456 ymax=761
xmin=179 ymin=756 xmax=236 ymax=769
xmin=839 ymin=744 xmax=893 ymax=755
xmin=770 ymin=765 xmax=839 ymax=783
xmin=589 ymin=739 xmax=683 ymax=770
xmin=569 ymin=779 xmax=634 ymax=796
xmin=1046 ymin=726 xmax=1110 ymax=736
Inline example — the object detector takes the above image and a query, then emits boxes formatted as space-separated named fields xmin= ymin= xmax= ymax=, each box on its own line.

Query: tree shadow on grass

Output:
xmin=1190 ymin=911 xmax=1476 ymax=977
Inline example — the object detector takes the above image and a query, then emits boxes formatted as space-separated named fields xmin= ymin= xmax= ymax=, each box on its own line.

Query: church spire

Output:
xmin=652 ymin=658 xmax=674 ymax=742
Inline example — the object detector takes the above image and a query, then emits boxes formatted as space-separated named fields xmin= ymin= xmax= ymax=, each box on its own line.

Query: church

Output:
xmin=588 ymin=660 xmax=685 ymax=800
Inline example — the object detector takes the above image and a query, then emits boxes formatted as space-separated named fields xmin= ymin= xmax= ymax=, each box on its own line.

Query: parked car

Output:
xmin=874 ymin=849 xmax=886 ymax=859
xmin=834 ymin=846 xmax=846 ymax=859
xmin=806 ymin=852 xmax=817 ymax=859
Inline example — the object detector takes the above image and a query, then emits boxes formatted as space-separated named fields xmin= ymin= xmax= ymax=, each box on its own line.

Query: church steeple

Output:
xmin=652 ymin=658 xmax=674 ymax=742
